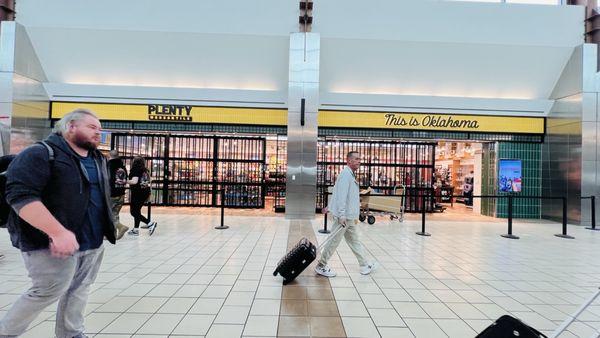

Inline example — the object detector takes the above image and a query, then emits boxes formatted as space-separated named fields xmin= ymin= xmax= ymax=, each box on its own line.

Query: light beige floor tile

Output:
xmin=368 ymin=308 xmax=407 ymax=327
xmin=379 ymin=327 xmax=415 ymax=338
xmin=174 ymin=284 xmax=208 ymax=298
xmin=202 ymin=285 xmax=233 ymax=298
xmin=341 ymin=317 xmax=381 ymax=337
xmin=101 ymin=313 xmax=153 ymax=334
xmin=205 ymin=324 xmax=244 ymax=338
xmin=128 ymin=297 xmax=168 ymax=313
xmin=158 ymin=297 xmax=196 ymax=313
xmin=84 ymin=312 xmax=121 ymax=333
xmin=136 ymin=313 xmax=184 ymax=335
xmin=243 ymin=315 xmax=279 ymax=336
xmin=95 ymin=296 xmax=140 ymax=313
xmin=214 ymin=305 xmax=251 ymax=324
xmin=361 ymin=294 xmax=393 ymax=309
xmin=435 ymin=319 xmax=477 ymax=337
xmin=249 ymin=299 xmax=280 ymax=316
xmin=255 ymin=286 xmax=282 ymax=299
xmin=172 ymin=314 xmax=215 ymax=335
xmin=337 ymin=300 xmax=370 ymax=317
xmin=224 ymin=291 xmax=255 ymax=306
xmin=189 ymin=298 xmax=226 ymax=314
xmin=392 ymin=301 xmax=429 ymax=319
xmin=403 ymin=318 xmax=448 ymax=338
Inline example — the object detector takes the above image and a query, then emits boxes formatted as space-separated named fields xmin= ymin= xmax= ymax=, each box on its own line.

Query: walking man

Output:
xmin=315 ymin=151 xmax=376 ymax=277
xmin=108 ymin=150 xmax=129 ymax=239
xmin=0 ymin=109 xmax=116 ymax=338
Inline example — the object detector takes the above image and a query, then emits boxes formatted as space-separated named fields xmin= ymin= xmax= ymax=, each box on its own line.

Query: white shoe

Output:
xmin=127 ymin=229 xmax=139 ymax=236
xmin=315 ymin=264 xmax=336 ymax=277
xmin=148 ymin=221 xmax=158 ymax=236
xmin=360 ymin=262 xmax=377 ymax=275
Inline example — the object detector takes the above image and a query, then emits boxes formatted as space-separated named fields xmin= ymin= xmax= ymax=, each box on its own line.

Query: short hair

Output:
xmin=109 ymin=150 xmax=119 ymax=158
xmin=346 ymin=151 xmax=359 ymax=159
xmin=52 ymin=109 xmax=98 ymax=135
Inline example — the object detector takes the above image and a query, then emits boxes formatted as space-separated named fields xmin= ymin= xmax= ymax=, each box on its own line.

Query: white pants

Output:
xmin=318 ymin=217 xmax=368 ymax=267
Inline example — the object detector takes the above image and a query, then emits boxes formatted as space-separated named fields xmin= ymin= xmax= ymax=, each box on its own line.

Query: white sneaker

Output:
xmin=127 ymin=229 xmax=139 ymax=236
xmin=360 ymin=262 xmax=377 ymax=275
xmin=148 ymin=222 xmax=158 ymax=236
xmin=315 ymin=264 xmax=336 ymax=277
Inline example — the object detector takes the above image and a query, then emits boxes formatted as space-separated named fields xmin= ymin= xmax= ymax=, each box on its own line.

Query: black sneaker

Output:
xmin=148 ymin=221 xmax=158 ymax=236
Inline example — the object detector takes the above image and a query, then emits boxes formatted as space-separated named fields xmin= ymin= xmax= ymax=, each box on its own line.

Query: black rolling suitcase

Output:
xmin=273 ymin=225 xmax=344 ymax=285
xmin=475 ymin=315 xmax=547 ymax=338
xmin=477 ymin=287 xmax=600 ymax=338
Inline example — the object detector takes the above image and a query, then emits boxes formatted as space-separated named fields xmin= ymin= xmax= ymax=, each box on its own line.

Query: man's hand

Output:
xmin=49 ymin=229 xmax=79 ymax=258
xmin=339 ymin=217 xmax=347 ymax=227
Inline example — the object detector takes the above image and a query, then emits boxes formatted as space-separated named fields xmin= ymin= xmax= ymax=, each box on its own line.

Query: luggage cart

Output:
xmin=359 ymin=185 xmax=405 ymax=225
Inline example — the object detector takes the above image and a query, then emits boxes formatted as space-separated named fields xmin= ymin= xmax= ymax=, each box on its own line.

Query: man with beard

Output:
xmin=0 ymin=109 xmax=116 ymax=338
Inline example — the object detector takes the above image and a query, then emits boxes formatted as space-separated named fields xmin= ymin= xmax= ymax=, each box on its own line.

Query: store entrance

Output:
xmin=433 ymin=141 xmax=483 ymax=216
xmin=111 ymin=133 xmax=268 ymax=208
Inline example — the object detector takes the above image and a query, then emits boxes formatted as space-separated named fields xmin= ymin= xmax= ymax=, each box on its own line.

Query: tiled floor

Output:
xmin=0 ymin=209 xmax=599 ymax=337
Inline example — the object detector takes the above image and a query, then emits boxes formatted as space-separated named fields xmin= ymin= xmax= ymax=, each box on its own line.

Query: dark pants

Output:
xmin=130 ymin=193 xmax=150 ymax=229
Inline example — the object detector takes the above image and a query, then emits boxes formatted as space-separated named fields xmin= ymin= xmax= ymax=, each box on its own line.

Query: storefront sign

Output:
xmin=319 ymin=110 xmax=545 ymax=134
xmin=52 ymin=102 xmax=545 ymax=135
xmin=148 ymin=105 xmax=192 ymax=121
xmin=51 ymin=102 xmax=288 ymax=126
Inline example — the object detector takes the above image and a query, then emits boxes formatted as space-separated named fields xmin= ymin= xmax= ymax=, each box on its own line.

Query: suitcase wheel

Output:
xmin=367 ymin=215 xmax=376 ymax=225
xmin=272 ymin=270 xmax=278 ymax=276
xmin=359 ymin=214 xmax=366 ymax=222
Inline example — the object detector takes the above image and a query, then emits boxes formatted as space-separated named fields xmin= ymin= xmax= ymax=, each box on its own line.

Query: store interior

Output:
xmin=434 ymin=141 xmax=483 ymax=215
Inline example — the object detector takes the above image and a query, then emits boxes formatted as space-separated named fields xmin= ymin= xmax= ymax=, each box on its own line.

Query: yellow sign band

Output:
xmin=51 ymin=102 xmax=545 ymax=135
xmin=318 ymin=110 xmax=544 ymax=134
xmin=51 ymin=102 xmax=288 ymax=126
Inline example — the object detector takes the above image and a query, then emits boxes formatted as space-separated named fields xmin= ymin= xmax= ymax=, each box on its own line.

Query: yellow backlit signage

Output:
xmin=51 ymin=102 xmax=545 ymax=134
xmin=318 ymin=110 xmax=545 ymax=134
xmin=51 ymin=102 xmax=288 ymax=126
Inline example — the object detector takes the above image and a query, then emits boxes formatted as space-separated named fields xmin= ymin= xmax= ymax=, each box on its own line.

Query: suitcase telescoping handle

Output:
xmin=549 ymin=287 xmax=600 ymax=338
xmin=316 ymin=218 xmax=348 ymax=251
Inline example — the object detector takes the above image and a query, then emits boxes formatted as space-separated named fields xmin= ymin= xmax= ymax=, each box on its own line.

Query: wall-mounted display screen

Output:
xmin=499 ymin=159 xmax=522 ymax=193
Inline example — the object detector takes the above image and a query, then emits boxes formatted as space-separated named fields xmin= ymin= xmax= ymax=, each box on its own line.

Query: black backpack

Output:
xmin=0 ymin=142 xmax=54 ymax=228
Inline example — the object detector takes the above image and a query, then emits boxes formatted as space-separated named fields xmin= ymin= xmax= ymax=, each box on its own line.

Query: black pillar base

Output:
xmin=415 ymin=231 xmax=431 ymax=237
xmin=215 ymin=225 xmax=229 ymax=230
xmin=555 ymin=234 xmax=575 ymax=239
xmin=501 ymin=234 xmax=520 ymax=239
xmin=318 ymin=229 xmax=331 ymax=234
xmin=585 ymin=227 xmax=600 ymax=231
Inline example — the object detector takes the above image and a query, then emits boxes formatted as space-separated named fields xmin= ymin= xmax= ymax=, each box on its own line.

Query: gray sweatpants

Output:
xmin=318 ymin=218 xmax=369 ymax=267
xmin=0 ymin=246 xmax=104 ymax=338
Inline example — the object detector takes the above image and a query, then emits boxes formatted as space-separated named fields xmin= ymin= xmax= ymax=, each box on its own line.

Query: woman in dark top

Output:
xmin=126 ymin=157 xmax=157 ymax=236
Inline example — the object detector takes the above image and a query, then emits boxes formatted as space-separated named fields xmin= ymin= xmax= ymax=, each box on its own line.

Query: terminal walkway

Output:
xmin=0 ymin=209 xmax=599 ymax=337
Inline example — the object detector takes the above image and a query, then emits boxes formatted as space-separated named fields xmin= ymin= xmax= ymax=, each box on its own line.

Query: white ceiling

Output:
xmin=13 ymin=0 xmax=586 ymax=109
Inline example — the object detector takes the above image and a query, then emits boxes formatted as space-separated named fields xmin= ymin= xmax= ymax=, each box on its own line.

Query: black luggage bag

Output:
xmin=273 ymin=224 xmax=344 ymax=285
xmin=476 ymin=315 xmax=547 ymax=338
xmin=273 ymin=237 xmax=317 ymax=285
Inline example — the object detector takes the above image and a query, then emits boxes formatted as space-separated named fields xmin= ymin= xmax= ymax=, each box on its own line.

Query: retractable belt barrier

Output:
xmin=215 ymin=189 xmax=229 ymax=230
xmin=319 ymin=190 xmax=597 ymax=240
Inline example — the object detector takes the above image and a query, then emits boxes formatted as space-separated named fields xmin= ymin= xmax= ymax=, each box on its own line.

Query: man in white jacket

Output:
xmin=315 ymin=151 xmax=376 ymax=277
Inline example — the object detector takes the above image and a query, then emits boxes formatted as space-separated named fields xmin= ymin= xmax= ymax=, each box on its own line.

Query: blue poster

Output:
xmin=498 ymin=159 xmax=522 ymax=193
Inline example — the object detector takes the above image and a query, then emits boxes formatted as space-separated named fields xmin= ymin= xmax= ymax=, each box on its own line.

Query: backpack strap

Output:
xmin=37 ymin=141 xmax=55 ymax=162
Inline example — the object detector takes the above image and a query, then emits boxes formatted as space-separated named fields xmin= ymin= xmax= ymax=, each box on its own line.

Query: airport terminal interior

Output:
xmin=2 ymin=0 xmax=600 ymax=337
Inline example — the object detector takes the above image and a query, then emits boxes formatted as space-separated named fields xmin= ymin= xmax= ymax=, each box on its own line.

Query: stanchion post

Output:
xmin=416 ymin=191 xmax=431 ymax=237
xmin=586 ymin=196 xmax=599 ymax=231
xmin=319 ymin=190 xmax=331 ymax=234
xmin=215 ymin=188 xmax=229 ymax=230
xmin=501 ymin=195 xmax=519 ymax=239
xmin=555 ymin=196 xmax=574 ymax=239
